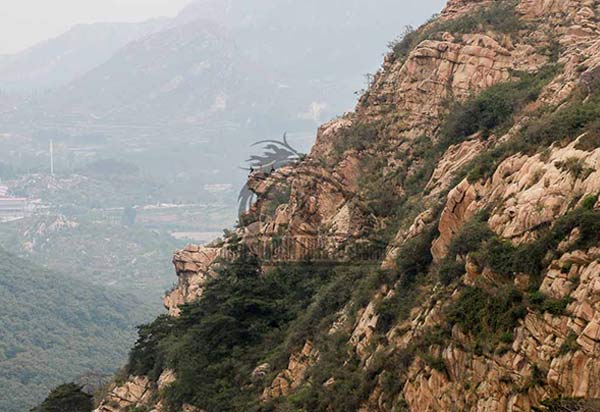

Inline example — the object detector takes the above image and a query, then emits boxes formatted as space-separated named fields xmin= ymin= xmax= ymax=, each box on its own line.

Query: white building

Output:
xmin=0 ymin=186 xmax=27 ymax=221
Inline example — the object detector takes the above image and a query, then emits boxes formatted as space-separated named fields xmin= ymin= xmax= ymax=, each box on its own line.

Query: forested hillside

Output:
xmin=0 ymin=247 xmax=153 ymax=412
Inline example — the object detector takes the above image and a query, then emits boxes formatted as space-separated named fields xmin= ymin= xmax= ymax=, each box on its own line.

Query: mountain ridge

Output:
xmin=0 ymin=19 xmax=166 ymax=92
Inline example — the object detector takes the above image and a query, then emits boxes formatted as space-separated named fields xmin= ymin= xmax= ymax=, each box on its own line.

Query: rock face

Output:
xmin=262 ymin=341 xmax=319 ymax=401
xmin=433 ymin=138 xmax=600 ymax=261
xmin=97 ymin=0 xmax=600 ymax=411
xmin=94 ymin=371 xmax=184 ymax=412
xmin=94 ymin=376 xmax=154 ymax=412
xmin=363 ymin=33 xmax=534 ymax=136
xmin=163 ymin=245 xmax=221 ymax=316
xmin=396 ymin=246 xmax=600 ymax=412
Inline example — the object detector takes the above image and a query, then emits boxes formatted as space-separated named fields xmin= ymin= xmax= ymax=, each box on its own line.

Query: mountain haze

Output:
xmin=3 ymin=0 xmax=446 ymax=129
xmin=0 ymin=20 xmax=166 ymax=92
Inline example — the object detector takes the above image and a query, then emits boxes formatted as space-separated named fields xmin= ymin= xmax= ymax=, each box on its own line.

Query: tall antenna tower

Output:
xmin=50 ymin=140 xmax=54 ymax=176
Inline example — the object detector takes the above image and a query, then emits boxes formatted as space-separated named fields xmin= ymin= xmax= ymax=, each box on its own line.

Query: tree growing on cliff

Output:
xmin=31 ymin=383 xmax=93 ymax=412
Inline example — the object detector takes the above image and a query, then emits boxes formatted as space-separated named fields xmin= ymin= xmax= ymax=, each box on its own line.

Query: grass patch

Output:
xmin=558 ymin=331 xmax=580 ymax=355
xmin=555 ymin=157 xmax=595 ymax=180
xmin=333 ymin=121 xmax=382 ymax=156
xmin=522 ymin=99 xmax=600 ymax=151
xmin=447 ymin=285 xmax=526 ymax=353
xmin=529 ymin=292 xmax=573 ymax=316
xmin=438 ymin=207 xmax=600 ymax=353
xmin=439 ymin=207 xmax=600 ymax=283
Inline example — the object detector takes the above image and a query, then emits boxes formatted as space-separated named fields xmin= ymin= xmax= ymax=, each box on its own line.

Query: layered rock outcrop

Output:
xmin=433 ymin=137 xmax=600 ymax=260
xmin=261 ymin=341 xmax=319 ymax=401
xmin=163 ymin=245 xmax=221 ymax=316
xmin=395 ymin=246 xmax=600 ymax=412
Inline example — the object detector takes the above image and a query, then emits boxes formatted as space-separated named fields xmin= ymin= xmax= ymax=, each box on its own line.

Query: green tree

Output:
xmin=31 ymin=383 xmax=93 ymax=412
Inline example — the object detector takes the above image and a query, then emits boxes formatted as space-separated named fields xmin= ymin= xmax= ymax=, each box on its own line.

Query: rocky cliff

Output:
xmin=95 ymin=1 xmax=600 ymax=411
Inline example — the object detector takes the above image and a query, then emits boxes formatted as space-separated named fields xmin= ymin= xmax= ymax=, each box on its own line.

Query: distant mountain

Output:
xmin=30 ymin=19 xmax=283 ymax=128
xmin=0 ymin=19 xmax=166 ymax=92
xmin=3 ymin=0 xmax=444 ymax=129
xmin=0 ymin=247 xmax=154 ymax=412
xmin=176 ymin=0 xmax=447 ymax=117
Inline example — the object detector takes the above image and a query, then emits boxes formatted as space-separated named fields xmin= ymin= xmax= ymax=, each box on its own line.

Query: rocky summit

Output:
xmin=92 ymin=0 xmax=600 ymax=411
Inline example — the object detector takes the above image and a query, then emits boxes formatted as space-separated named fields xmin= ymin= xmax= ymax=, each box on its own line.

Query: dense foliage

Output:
xmin=0 ymin=248 xmax=152 ymax=412
xmin=447 ymin=285 xmax=526 ymax=353
xmin=127 ymin=246 xmax=354 ymax=412
xmin=31 ymin=383 xmax=93 ymax=412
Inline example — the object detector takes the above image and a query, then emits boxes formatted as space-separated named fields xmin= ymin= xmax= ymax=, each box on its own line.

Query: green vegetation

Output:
xmin=555 ymin=157 xmax=595 ymax=180
xmin=522 ymin=90 xmax=600 ymax=152
xmin=371 ymin=226 xmax=438 ymax=334
xmin=333 ymin=120 xmax=382 ymax=156
xmin=126 ymin=243 xmax=354 ymax=412
xmin=559 ymin=331 xmax=581 ymax=355
xmin=396 ymin=227 xmax=437 ymax=285
xmin=35 ymin=7 xmax=600 ymax=411
xmin=436 ymin=204 xmax=600 ymax=353
xmin=435 ymin=0 xmax=522 ymax=35
xmin=356 ymin=156 xmax=402 ymax=218
xmin=31 ymin=384 xmax=93 ymax=412
xmin=426 ymin=65 xmax=560 ymax=183
xmin=390 ymin=1 xmax=523 ymax=61
xmin=285 ymin=334 xmax=372 ymax=412
xmin=0 ymin=215 xmax=180 ymax=302
xmin=460 ymin=66 xmax=600 ymax=184
xmin=442 ymin=67 xmax=557 ymax=145
xmin=388 ymin=25 xmax=422 ymax=62
xmin=447 ymin=286 xmax=526 ymax=352
xmin=125 ymin=235 xmax=394 ymax=412
xmin=439 ymin=205 xmax=600 ymax=284
xmin=529 ymin=292 xmax=573 ymax=316
xmin=286 ymin=55 xmax=599 ymax=408
xmin=354 ymin=65 xmax=558 ymax=245
xmin=376 ymin=285 xmax=419 ymax=334
xmin=438 ymin=212 xmax=493 ymax=284
xmin=282 ymin=265 xmax=375 ymax=350
xmin=0 ymin=247 xmax=152 ymax=412
xmin=575 ymin=128 xmax=600 ymax=151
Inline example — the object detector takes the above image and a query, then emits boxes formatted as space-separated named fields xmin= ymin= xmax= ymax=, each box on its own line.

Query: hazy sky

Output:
xmin=0 ymin=0 xmax=193 ymax=54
